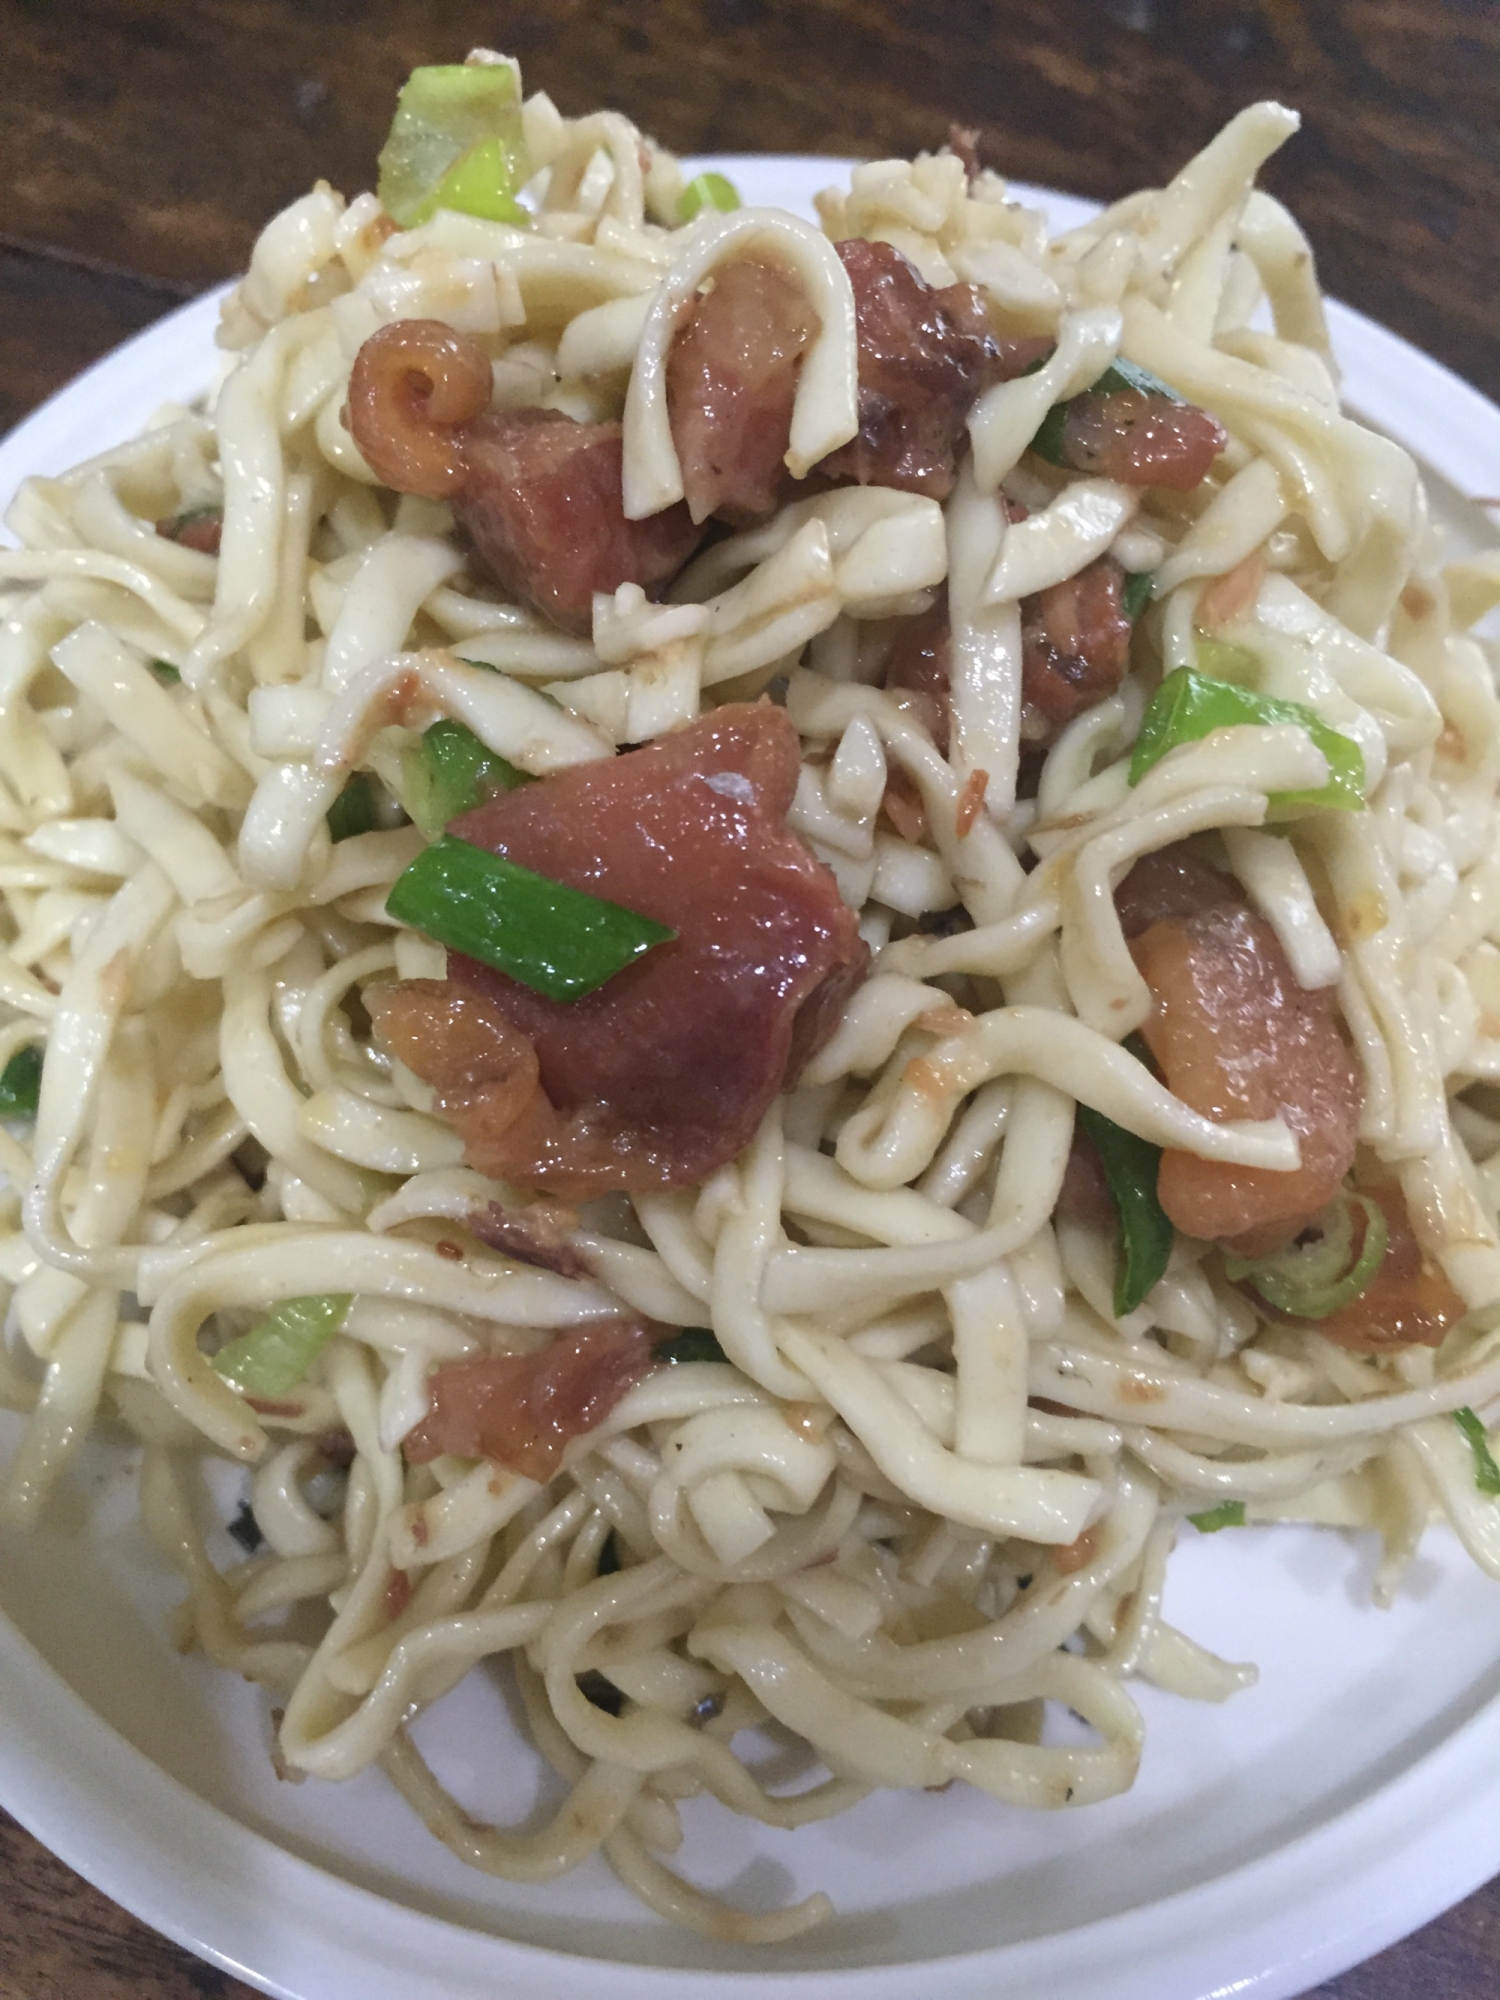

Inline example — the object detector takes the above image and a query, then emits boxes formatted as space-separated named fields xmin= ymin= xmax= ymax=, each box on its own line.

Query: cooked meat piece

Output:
xmin=1052 ymin=391 xmax=1226 ymax=491
xmin=1116 ymin=847 xmax=1362 ymax=1256
xmin=817 ymin=238 xmax=1002 ymax=500
xmin=667 ymin=258 xmax=817 ymax=524
xmin=405 ymin=1320 xmax=657 ymax=1477
xmin=372 ymin=703 xmax=869 ymax=1200
xmin=1021 ymin=557 xmax=1133 ymax=745
xmin=453 ymin=409 xmax=704 ymax=634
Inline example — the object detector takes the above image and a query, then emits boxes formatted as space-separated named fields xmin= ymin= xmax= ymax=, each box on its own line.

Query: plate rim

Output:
xmin=2 ymin=153 xmax=1499 ymax=2000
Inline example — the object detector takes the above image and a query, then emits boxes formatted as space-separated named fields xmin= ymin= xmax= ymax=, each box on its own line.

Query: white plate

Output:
xmin=3 ymin=156 xmax=1500 ymax=2000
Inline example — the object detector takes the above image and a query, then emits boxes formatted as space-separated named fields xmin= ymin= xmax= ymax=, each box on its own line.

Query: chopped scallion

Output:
xmin=386 ymin=834 xmax=675 ymax=1001
xmin=1075 ymin=1103 xmax=1174 ymax=1316
xmin=0 ymin=1044 xmax=43 ymax=1122
xmin=1189 ymin=1500 xmax=1246 ymax=1532
xmin=326 ymin=772 xmax=379 ymax=843
xmin=150 ymin=658 xmax=182 ymax=685
xmin=400 ymin=718 xmax=529 ymax=839
xmin=1224 ymin=1192 xmax=1387 ymax=1319
xmin=1122 ymin=571 xmax=1155 ymax=623
xmin=1129 ymin=666 xmax=1366 ymax=815
xmin=1454 ymin=1406 xmax=1500 ymax=1498
xmin=655 ymin=1326 xmax=728 ymax=1366
xmin=377 ymin=62 xmax=529 ymax=230
xmin=213 ymin=1294 xmax=352 ymax=1397
xmin=678 ymin=172 xmax=741 ymax=222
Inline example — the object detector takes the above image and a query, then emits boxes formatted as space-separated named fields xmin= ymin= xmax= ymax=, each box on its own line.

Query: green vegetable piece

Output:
xmin=1030 ymin=356 xmax=1184 ymax=466
xmin=1455 ymin=1406 xmax=1500 ymax=1498
xmin=429 ymin=134 xmax=527 ymax=224
xmin=0 ymin=1044 xmax=43 ymax=1122
xmin=377 ymin=62 xmax=529 ymax=230
xmin=1122 ymin=571 xmax=1154 ymax=623
xmin=150 ymin=659 xmax=182 ymax=685
xmin=326 ymin=772 xmax=379 ymax=844
xmin=1189 ymin=1500 xmax=1246 ymax=1533
xmin=678 ymin=171 xmax=741 ymax=222
xmin=1224 ymin=1191 xmax=1387 ymax=1319
xmin=386 ymin=834 xmax=675 ymax=1001
xmin=1129 ymin=667 xmax=1366 ymax=816
xmin=655 ymin=1326 xmax=728 ymax=1366
xmin=1075 ymin=1102 xmax=1174 ymax=1316
xmin=1094 ymin=356 xmax=1182 ymax=402
xmin=400 ymin=718 xmax=529 ymax=839
xmin=213 ymin=1294 xmax=352 ymax=1397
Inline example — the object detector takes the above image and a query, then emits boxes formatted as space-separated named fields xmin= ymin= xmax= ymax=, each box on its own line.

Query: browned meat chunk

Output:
xmin=1021 ymin=557 xmax=1133 ymax=745
xmin=667 ymin=259 xmax=817 ymax=524
xmin=371 ymin=703 xmax=869 ymax=1201
xmin=1053 ymin=392 xmax=1226 ymax=491
xmin=817 ymin=238 xmax=1002 ymax=500
xmin=453 ymin=409 xmax=704 ymax=635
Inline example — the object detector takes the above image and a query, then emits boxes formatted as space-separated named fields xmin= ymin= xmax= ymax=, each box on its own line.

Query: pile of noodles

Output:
xmin=3 ymin=67 xmax=1500 ymax=1941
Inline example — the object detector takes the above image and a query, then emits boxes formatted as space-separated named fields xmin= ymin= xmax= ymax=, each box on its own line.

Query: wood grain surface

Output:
xmin=2 ymin=2 xmax=1498 ymax=1996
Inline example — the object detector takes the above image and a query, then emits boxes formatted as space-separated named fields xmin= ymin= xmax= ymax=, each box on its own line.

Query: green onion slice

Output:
xmin=150 ymin=658 xmax=182 ymax=685
xmin=1224 ymin=1192 xmax=1387 ymax=1319
xmin=386 ymin=834 xmax=675 ymax=1001
xmin=213 ymin=1294 xmax=352 ymax=1397
xmin=1030 ymin=356 xmax=1183 ymax=466
xmin=1454 ymin=1407 xmax=1500 ymax=1497
xmin=400 ymin=718 xmax=529 ymax=839
xmin=1189 ymin=1500 xmax=1246 ymax=1532
xmin=1130 ymin=666 xmax=1366 ymax=816
xmin=1075 ymin=1103 xmax=1174 ymax=1316
xmin=0 ymin=1044 xmax=44 ymax=1122
xmin=377 ymin=63 xmax=529 ymax=230
xmin=655 ymin=1326 xmax=729 ymax=1366
xmin=326 ymin=772 xmax=379 ymax=844
xmin=678 ymin=172 xmax=741 ymax=222
xmin=1122 ymin=571 xmax=1154 ymax=623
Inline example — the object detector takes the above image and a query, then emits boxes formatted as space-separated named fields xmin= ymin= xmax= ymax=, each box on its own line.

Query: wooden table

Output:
xmin=2 ymin=2 xmax=1499 ymax=1994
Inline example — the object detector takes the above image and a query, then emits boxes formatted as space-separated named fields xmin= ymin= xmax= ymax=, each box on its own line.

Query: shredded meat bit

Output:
xmin=1021 ymin=557 xmax=1133 ymax=746
xmin=466 ymin=1199 xmax=589 ymax=1280
xmin=667 ymin=258 xmax=817 ymax=524
xmin=1116 ymin=846 xmax=1362 ymax=1256
xmin=405 ymin=1320 xmax=659 ymax=1479
xmin=1054 ymin=390 xmax=1227 ymax=491
xmin=1057 ymin=1132 xmax=1116 ymax=1230
xmin=156 ymin=508 xmax=223 ymax=555
xmin=818 ymin=238 xmax=1003 ymax=500
xmin=948 ymin=122 xmax=983 ymax=183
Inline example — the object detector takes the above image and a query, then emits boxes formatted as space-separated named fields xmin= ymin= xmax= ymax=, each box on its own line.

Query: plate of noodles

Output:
xmin=3 ymin=53 xmax=1500 ymax=2000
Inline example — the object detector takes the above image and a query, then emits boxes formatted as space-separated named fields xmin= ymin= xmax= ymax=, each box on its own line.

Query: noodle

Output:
xmin=2 ymin=54 xmax=1499 ymax=1942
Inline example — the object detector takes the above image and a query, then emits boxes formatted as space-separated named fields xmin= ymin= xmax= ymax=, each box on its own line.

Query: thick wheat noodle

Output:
xmin=1 ymin=62 xmax=1498 ymax=1943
